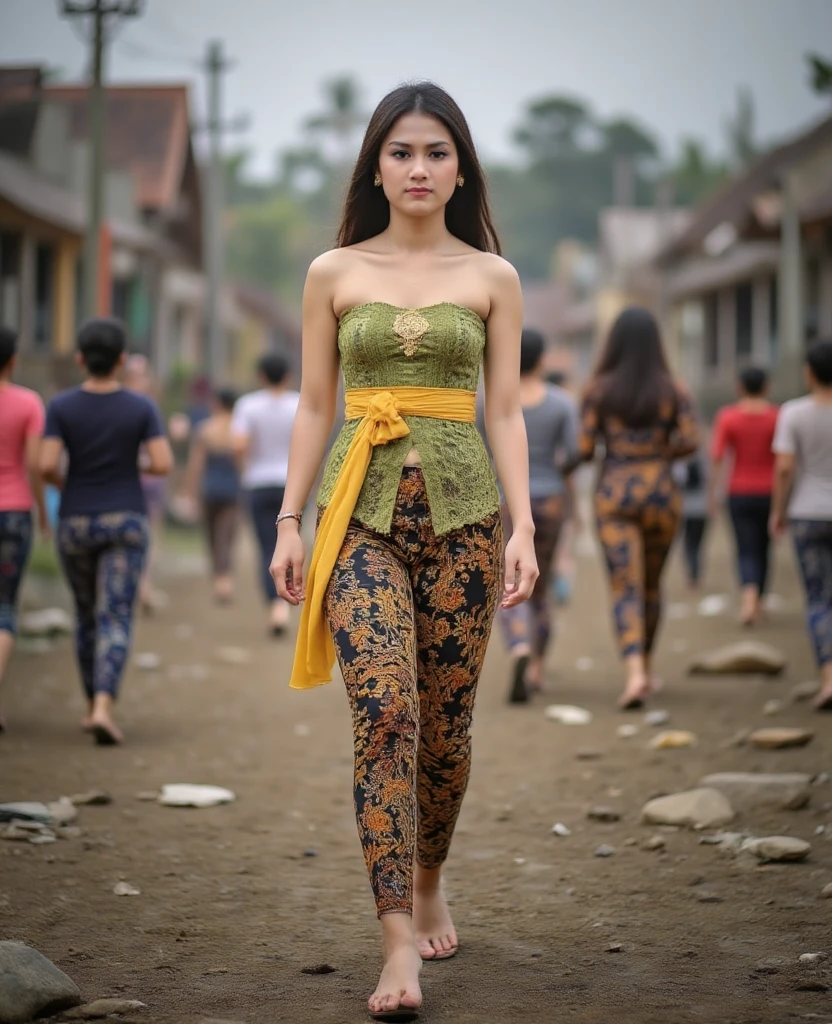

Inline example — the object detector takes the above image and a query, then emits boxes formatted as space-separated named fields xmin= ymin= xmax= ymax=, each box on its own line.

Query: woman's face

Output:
xmin=377 ymin=113 xmax=460 ymax=217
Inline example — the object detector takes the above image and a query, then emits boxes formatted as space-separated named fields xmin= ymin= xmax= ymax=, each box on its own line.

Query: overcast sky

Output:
xmin=1 ymin=0 xmax=830 ymax=177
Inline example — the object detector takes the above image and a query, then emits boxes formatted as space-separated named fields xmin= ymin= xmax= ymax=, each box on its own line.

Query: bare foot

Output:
xmin=89 ymin=694 xmax=123 ymax=745
xmin=618 ymin=675 xmax=649 ymax=711
xmin=368 ymin=942 xmax=422 ymax=1018
xmin=812 ymin=685 xmax=832 ymax=712
xmin=413 ymin=871 xmax=458 ymax=960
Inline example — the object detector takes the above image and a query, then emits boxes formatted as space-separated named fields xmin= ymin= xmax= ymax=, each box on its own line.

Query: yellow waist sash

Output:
xmin=289 ymin=385 xmax=477 ymax=690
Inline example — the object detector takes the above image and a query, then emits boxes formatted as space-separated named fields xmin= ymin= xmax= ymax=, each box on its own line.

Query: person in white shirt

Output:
xmin=771 ymin=339 xmax=832 ymax=711
xmin=232 ymin=353 xmax=300 ymax=635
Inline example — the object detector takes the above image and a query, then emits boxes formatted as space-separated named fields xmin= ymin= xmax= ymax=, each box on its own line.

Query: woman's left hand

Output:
xmin=502 ymin=529 xmax=539 ymax=608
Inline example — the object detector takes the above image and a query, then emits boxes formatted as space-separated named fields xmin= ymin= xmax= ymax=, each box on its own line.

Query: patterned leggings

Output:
xmin=58 ymin=512 xmax=148 ymax=699
xmin=595 ymin=463 xmax=680 ymax=658
xmin=498 ymin=495 xmax=564 ymax=658
xmin=0 ymin=511 xmax=33 ymax=635
xmin=325 ymin=469 xmax=502 ymax=916
xmin=791 ymin=519 xmax=832 ymax=668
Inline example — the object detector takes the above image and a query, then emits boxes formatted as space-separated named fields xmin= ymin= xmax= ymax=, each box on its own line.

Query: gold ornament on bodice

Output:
xmin=392 ymin=310 xmax=430 ymax=356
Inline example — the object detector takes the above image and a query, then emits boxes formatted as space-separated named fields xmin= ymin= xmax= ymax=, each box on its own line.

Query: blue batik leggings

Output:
xmin=791 ymin=519 xmax=832 ymax=669
xmin=0 ymin=511 xmax=33 ymax=635
xmin=58 ymin=512 xmax=148 ymax=700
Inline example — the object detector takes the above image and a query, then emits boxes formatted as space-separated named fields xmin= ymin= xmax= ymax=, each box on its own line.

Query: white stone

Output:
xmin=763 ymin=699 xmax=784 ymax=716
xmin=159 ymin=784 xmax=236 ymax=808
xmin=641 ymin=788 xmax=735 ymax=830
xmin=699 ymin=772 xmax=812 ymax=812
xmin=0 ymin=802 xmax=53 ymax=824
xmin=544 ymin=704 xmax=592 ymax=725
xmin=551 ymin=822 xmax=571 ymax=837
xmin=617 ymin=724 xmax=639 ymax=738
xmin=65 ymin=998 xmax=147 ymax=1018
xmin=644 ymin=709 xmax=670 ymax=727
xmin=113 ymin=882 xmax=140 ymax=896
xmin=744 ymin=836 xmax=811 ymax=862
xmin=697 ymin=594 xmax=729 ymax=617
xmin=749 ymin=728 xmax=813 ymax=750
xmin=689 ymin=640 xmax=786 ymax=676
xmin=798 ymin=953 xmax=828 ymax=965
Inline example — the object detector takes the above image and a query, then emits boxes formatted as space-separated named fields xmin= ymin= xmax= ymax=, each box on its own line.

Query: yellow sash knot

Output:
xmin=289 ymin=385 xmax=477 ymax=690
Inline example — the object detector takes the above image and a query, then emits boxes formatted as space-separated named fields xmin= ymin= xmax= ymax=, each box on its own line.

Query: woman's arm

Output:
xmin=143 ymin=437 xmax=174 ymax=476
xmin=770 ymin=452 xmax=796 ymax=537
xmin=270 ymin=253 xmax=341 ymax=604
xmin=708 ymin=408 xmax=728 ymax=516
xmin=482 ymin=258 xmax=538 ymax=607
xmin=26 ymin=434 xmax=49 ymax=533
xmin=39 ymin=437 xmax=65 ymax=488
xmin=562 ymin=387 xmax=600 ymax=476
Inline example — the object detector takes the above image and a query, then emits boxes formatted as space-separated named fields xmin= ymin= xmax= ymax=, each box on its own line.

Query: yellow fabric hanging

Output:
xmin=289 ymin=385 xmax=477 ymax=690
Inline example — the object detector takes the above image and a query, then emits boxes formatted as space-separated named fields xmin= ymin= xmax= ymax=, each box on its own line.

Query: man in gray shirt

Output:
xmin=771 ymin=338 xmax=832 ymax=710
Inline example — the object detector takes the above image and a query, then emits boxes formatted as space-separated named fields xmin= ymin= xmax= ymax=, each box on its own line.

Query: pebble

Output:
xmin=48 ymin=798 xmax=78 ymax=825
xmin=159 ymin=784 xmax=235 ymax=808
xmin=302 ymin=848 xmax=317 ymax=858
xmin=575 ymin=748 xmax=603 ymax=761
xmin=641 ymin=788 xmax=735 ymax=830
xmin=65 ymin=998 xmax=147 ymax=1019
xmin=28 ymin=834 xmax=57 ymax=845
xmin=743 ymin=836 xmax=812 ymax=863
xmin=544 ymin=704 xmax=592 ymax=725
xmin=822 ymin=883 xmax=832 ymax=898
xmin=688 ymin=639 xmax=786 ymax=675
xmin=617 ymin=724 xmax=639 ymax=739
xmin=698 ymin=772 xmax=812 ymax=812
xmin=697 ymin=594 xmax=729 ymax=617
xmin=67 ymin=790 xmax=112 ymax=807
xmin=644 ymin=836 xmax=666 ymax=851
xmin=791 ymin=680 xmax=821 ymax=703
xmin=606 ymin=943 xmax=623 ymax=953
xmin=594 ymin=845 xmax=615 ymax=858
xmin=799 ymin=953 xmax=828 ymax=965
xmin=551 ymin=822 xmax=571 ymax=837
xmin=697 ymin=892 xmax=724 ymax=903
xmin=134 ymin=652 xmax=162 ymax=671
xmin=650 ymin=730 xmax=697 ymax=750
xmin=587 ymin=806 xmax=620 ymax=822
xmin=749 ymin=728 xmax=814 ymax=750
xmin=0 ymin=941 xmax=82 ymax=1021
xmin=763 ymin=699 xmax=784 ymax=716
xmin=113 ymin=882 xmax=141 ymax=896
xmin=644 ymin=709 xmax=670 ymax=727
xmin=300 ymin=963 xmax=337 ymax=974
xmin=623 ymin=837 xmax=637 ymax=847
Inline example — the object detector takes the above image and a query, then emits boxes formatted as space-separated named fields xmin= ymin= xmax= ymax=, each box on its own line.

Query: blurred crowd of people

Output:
xmin=0 ymin=311 xmax=831 ymax=742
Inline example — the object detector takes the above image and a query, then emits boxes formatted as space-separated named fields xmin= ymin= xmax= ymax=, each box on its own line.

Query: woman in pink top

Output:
xmin=0 ymin=327 xmax=47 ymax=731
xmin=709 ymin=366 xmax=779 ymax=626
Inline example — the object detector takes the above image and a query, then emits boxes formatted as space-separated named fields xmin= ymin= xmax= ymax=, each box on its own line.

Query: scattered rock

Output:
xmin=791 ymin=681 xmax=821 ymax=703
xmin=575 ymin=748 xmax=603 ymax=761
xmin=65 ymin=998 xmax=147 ymax=1019
xmin=822 ymin=883 xmax=832 ymax=899
xmin=302 ymin=848 xmax=317 ymax=858
xmin=1 ymin=825 xmax=32 ymax=842
xmin=606 ymin=943 xmax=623 ymax=953
xmin=0 ymin=802 xmax=53 ymax=824
xmin=641 ymin=789 xmax=735 ymax=830
xmin=215 ymin=646 xmax=252 ymax=666
xmin=18 ymin=608 xmax=72 ymax=637
xmin=749 ymin=728 xmax=814 ymax=750
xmin=799 ymin=953 xmax=828 ymax=965
xmin=300 ymin=963 xmax=337 ymax=975
xmin=688 ymin=640 xmax=786 ymax=676
xmin=47 ymin=798 xmax=78 ymax=825
xmin=67 ymin=790 xmax=112 ymax=807
xmin=28 ymin=834 xmax=57 ymax=845
xmin=0 ymin=940 xmax=82 ymax=1023
xmin=697 ymin=594 xmax=729 ymax=617
xmin=159 ymin=784 xmax=235 ymax=808
xmin=617 ymin=724 xmax=639 ymax=739
xmin=134 ymin=652 xmax=162 ymax=671
xmin=551 ymin=823 xmax=571 ymax=837
xmin=624 ymin=837 xmax=637 ymax=847
xmin=700 ymin=832 xmax=746 ymax=856
xmin=650 ymin=730 xmax=697 ymax=750
xmin=644 ymin=709 xmax=670 ymax=727
xmin=644 ymin=836 xmax=666 ymax=851
xmin=697 ymin=892 xmax=724 ymax=903
xmin=113 ymin=882 xmax=141 ymax=896
xmin=594 ymin=845 xmax=615 ymax=858
xmin=544 ymin=704 xmax=592 ymax=725
xmin=587 ymin=806 xmax=620 ymax=822
xmin=699 ymin=772 xmax=812 ymax=812
xmin=763 ymin=699 xmax=784 ymax=716
xmin=743 ymin=836 xmax=811 ymax=863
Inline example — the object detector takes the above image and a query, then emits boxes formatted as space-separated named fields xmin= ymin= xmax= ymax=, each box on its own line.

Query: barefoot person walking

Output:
xmin=40 ymin=319 xmax=173 ymax=744
xmin=270 ymin=82 xmax=537 ymax=1022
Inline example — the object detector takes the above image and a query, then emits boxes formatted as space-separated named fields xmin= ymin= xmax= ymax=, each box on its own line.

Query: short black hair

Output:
xmin=77 ymin=318 xmax=127 ymax=377
xmin=806 ymin=338 xmax=832 ymax=386
xmin=519 ymin=327 xmax=545 ymax=375
xmin=214 ymin=386 xmax=237 ymax=411
xmin=738 ymin=365 xmax=768 ymax=396
xmin=546 ymin=370 xmax=567 ymax=388
xmin=258 ymin=351 xmax=289 ymax=385
xmin=0 ymin=325 xmax=17 ymax=372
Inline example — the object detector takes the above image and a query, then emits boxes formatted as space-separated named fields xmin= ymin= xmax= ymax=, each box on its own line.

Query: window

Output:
xmin=735 ymin=283 xmax=753 ymax=359
xmin=34 ymin=242 xmax=54 ymax=350
xmin=0 ymin=231 xmax=22 ymax=330
xmin=704 ymin=293 xmax=719 ymax=367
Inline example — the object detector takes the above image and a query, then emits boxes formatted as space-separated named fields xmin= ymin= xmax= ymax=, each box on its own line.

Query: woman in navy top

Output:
xmin=40 ymin=319 xmax=173 ymax=744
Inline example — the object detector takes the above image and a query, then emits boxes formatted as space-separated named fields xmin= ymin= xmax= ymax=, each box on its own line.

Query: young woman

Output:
xmin=181 ymin=387 xmax=241 ymax=603
xmin=269 ymin=82 xmax=537 ymax=1022
xmin=0 ymin=327 xmax=48 ymax=731
xmin=570 ymin=307 xmax=699 ymax=710
xmin=496 ymin=327 xmax=579 ymax=703
xmin=771 ymin=339 xmax=832 ymax=711
xmin=40 ymin=319 xmax=173 ymax=745
xmin=710 ymin=366 xmax=779 ymax=625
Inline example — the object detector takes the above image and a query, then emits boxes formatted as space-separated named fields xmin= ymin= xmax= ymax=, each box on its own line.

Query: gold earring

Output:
xmin=374 ymin=172 xmax=382 ymax=187
xmin=456 ymin=174 xmax=465 ymax=187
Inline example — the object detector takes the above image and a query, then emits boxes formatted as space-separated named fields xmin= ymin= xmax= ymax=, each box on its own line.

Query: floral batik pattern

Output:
xmin=0 ymin=511 xmax=33 ymax=634
xmin=324 ymin=468 xmax=502 ymax=915
xmin=58 ymin=512 xmax=148 ymax=699
xmin=791 ymin=519 xmax=832 ymax=668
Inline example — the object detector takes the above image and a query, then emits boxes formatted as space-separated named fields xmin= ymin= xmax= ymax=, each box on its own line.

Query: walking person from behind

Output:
xmin=673 ymin=446 xmax=710 ymax=591
xmin=771 ymin=339 xmax=832 ymax=711
xmin=232 ymin=353 xmax=299 ymax=635
xmin=569 ymin=307 xmax=699 ymax=709
xmin=709 ymin=366 xmax=779 ymax=626
xmin=497 ymin=327 xmax=579 ymax=703
xmin=40 ymin=319 xmax=173 ymax=744
xmin=0 ymin=327 xmax=48 ymax=731
xmin=269 ymin=82 xmax=537 ymax=1021
xmin=181 ymin=387 xmax=242 ymax=603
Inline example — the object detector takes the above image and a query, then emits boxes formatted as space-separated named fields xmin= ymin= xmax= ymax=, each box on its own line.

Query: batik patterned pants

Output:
xmin=324 ymin=469 xmax=502 ymax=915
xmin=791 ymin=518 xmax=832 ymax=668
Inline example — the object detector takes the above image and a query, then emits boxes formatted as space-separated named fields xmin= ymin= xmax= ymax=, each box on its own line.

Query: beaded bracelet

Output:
xmin=275 ymin=512 xmax=303 ymax=528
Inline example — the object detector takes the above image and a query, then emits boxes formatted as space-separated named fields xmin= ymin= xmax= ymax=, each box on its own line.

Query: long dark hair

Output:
xmin=337 ymin=82 xmax=501 ymax=253
xmin=591 ymin=307 xmax=675 ymax=427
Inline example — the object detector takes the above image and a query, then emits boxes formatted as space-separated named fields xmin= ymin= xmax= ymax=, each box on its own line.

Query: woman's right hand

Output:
xmin=270 ymin=525 xmax=306 ymax=604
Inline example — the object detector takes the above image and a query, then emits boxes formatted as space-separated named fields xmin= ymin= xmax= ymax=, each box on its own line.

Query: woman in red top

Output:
xmin=710 ymin=366 xmax=779 ymax=626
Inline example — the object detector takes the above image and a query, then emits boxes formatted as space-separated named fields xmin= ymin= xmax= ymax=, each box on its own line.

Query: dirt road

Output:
xmin=1 ymin=519 xmax=830 ymax=1024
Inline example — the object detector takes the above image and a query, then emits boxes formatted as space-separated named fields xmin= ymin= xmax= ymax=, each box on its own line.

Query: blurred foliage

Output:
xmin=224 ymin=76 xmax=735 ymax=299
xmin=807 ymin=54 xmax=832 ymax=96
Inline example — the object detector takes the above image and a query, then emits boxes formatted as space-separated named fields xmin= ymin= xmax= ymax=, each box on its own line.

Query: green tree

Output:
xmin=303 ymin=75 xmax=368 ymax=166
xmin=670 ymin=138 xmax=728 ymax=206
xmin=807 ymin=53 xmax=832 ymax=97
xmin=724 ymin=86 xmax=758 ymax=170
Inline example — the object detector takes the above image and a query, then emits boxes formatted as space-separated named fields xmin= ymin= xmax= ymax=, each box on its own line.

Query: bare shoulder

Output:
xmin=474 ymin=252 xmax=520 ymax=296
xmin=306 ymin=247 xmax=352 ymax=283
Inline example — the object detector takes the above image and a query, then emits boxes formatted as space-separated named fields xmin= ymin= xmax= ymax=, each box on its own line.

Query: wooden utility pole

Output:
xmin=60 ymin=1 xmax=143 ymax=321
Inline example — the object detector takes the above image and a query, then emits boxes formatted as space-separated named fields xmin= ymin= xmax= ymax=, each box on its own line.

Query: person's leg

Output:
xmin=248 ymin=487 xmax=288 ymax=632
xmin=683 ymin=516 xmax=707 ymax=589
xmin=526 ymin=495 xmax=564 ymax=688
xmin=791 ymin=520 xmax=832 ymax=709
xmin=325 ymin=518 xmax=422 ymax=1016
xmin=495 ymin=504 xmax=532 ymax=702
xmin=138 ymin=476 xmax=166 ymax=613
xmin=754 ymin=495 xmax=773 ymax=600
xmin=412 ymin=506 xmax=503 ymax=959
xmin=88 ymin=513 xmax=149 ymax=744
xmin=57 ymin=517 xmax=99 ymax=724
xmin=213 ymin=501 xmax=240 ymax=601
xmin=728 ymin=495 xmax=761 ymax=625
xmin=643 ymin=500 xmax=680 ymax=666
xmin=0 ymin=511 xmax=33 ymax=728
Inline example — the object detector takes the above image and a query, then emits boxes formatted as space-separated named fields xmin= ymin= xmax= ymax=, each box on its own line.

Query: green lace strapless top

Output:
xmin=316 ymin=301 xmax=500 ymax=536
